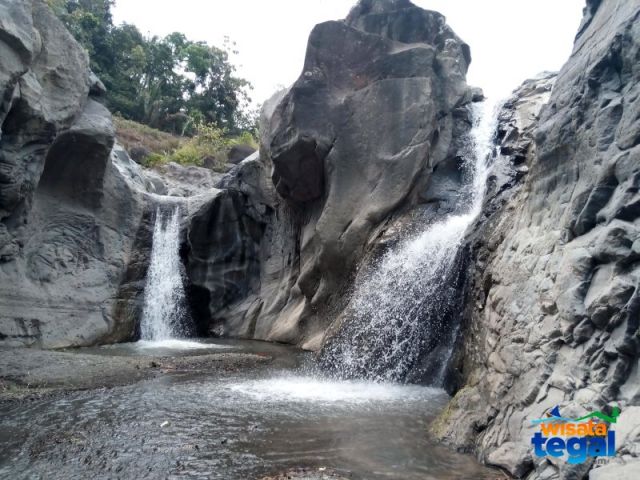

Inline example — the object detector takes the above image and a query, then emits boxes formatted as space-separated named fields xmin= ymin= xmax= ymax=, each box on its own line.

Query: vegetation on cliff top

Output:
xmin=47 ymin=0 xmax=258 ymax=167
xmin=47 ymin=0 xmax=255 ymax=134
xmin=114 ymin=116 xmax=257 ymax=170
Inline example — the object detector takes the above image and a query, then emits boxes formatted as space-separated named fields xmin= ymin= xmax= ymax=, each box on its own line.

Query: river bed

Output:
xmin=0 ymin=340 xmax=499 ymax=479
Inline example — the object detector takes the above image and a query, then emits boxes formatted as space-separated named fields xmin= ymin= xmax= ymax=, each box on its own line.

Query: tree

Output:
xmin=49 ymin=0 xmax=253 ymax=135
xmin=182 ymin=40 xmax=252 ymax=134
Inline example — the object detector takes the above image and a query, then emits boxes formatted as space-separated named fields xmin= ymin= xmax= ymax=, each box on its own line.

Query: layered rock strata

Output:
xmin=434 ymin=1 xmax=640 ymax=478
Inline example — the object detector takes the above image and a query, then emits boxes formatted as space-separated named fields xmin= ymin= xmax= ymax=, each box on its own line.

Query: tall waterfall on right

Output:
xmin=318 ymin=101 xmax=499 ymax=384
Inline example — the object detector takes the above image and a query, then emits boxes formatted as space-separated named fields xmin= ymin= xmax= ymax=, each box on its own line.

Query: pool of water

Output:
xmin=0 ymin=341 xmax=496 ymax=479
xmin=67 ymin=337 xmax=299 ymax=358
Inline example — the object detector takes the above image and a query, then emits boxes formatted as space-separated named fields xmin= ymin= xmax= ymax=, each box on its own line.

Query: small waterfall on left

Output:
xmin=140 ymin=204 xmax=194 ymax=342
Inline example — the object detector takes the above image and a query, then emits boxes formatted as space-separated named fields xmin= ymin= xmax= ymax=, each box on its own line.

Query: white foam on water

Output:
xmin=227 ymin=375 xmax=443 ymax=404
xmin=136 ymin=339 xmax=228 ymax=350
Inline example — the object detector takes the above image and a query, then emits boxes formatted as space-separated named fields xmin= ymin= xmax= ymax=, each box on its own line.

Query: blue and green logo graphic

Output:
xmin=530 ymin=405 xmax=620 ymax=464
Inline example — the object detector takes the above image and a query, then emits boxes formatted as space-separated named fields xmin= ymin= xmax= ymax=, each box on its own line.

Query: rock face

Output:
xmin=434 ymin=1 xmax=640 ymax=478
xmin=0 ymin=0 xmax=268 ymax=348
xmin=186 ymin=0 xmax=478 ymax=348
xmin=143 ymin=162 xmax=223 ymax=197
xmin=0 ymin=0 xmax=148 ymax=347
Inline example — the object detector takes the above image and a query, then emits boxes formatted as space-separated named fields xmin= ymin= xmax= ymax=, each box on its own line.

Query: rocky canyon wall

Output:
xmin=434 ymin=1 xmax=640 ymax=478
xmin=0 ymin=0 xmax=143 ymax=347
xmin=0 ymin=0 xmax=212 ymax=347
xmin=185 ymin=0 xmax=481 ymax=349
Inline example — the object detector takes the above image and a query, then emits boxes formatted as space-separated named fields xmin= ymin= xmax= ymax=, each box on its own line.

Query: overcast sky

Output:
xmin=113 ymin=0 xmax=585 ymax=105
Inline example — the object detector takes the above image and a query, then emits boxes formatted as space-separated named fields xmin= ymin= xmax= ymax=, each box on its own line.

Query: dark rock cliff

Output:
xmin=185 ymin=0 xmax=479 ymax=349
xmin=0 ymin=0 xmax=218 ymax=347
xmin=0 ymin=0 xmax=146 ymax=347
xmin=433 ymin=1 xmax=640 ymax=478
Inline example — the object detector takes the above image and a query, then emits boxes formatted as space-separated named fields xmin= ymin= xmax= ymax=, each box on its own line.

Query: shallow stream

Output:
xmin=0 ymin=340 xmax=497 ymax=479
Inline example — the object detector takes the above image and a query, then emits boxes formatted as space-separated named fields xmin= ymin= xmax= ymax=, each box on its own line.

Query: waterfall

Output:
xmin=318 ymin=101 xmax=498 ymax=383
xmin=140 ymin=205 xmax=193 ymax=341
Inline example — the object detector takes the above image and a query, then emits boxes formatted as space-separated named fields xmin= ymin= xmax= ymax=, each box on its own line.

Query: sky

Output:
xmin=112 ymin=0 xmax=586 ymax=105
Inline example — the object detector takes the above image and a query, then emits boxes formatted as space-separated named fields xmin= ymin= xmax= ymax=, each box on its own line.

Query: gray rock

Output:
xmin=128 ymin=145 xmax=151 ymax=164
xmin=1 ymin=0 xmax=89 ymax=254
xmin=0 ymin=1 xmax=150 ymax=348
xmin=202 ymin=155 xmax=219 ymax=170
xmin=227 ymin=144 xmax=256 ymax=164
xmin=88 ymin=70 xmax=106 ymax=97
xmin=184 ymin=188 xmax=265 ymax=336
xmin=487 ymin=442 xmax=533 ymax=478
xmin=142 ymin=162 xmax=221 ymax=197
xmin=186 ymin=0 xmax=477 ymax=347
xmin=589 ymin=461 xmax=640 ymax=480
xmin=38 ymin=99 xmax=115 ymax=209
xmin=434 ymin=1 xmax=640 ymax=479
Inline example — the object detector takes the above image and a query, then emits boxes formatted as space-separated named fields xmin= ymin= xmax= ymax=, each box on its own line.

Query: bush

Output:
xmin=167 ymin=144 xmax=203 ymax=166
xmin=228 ymin=131 xmax=258 ymax=150
xmin=141 ymin=153 xmax=166 ymax=168
xmin=115 ymin=115 xmax=258 ymax=172
xmin=165 ymin=122 xmax=226 ymax=168
xmin=114 ymin=115 xmax=181 ymax=154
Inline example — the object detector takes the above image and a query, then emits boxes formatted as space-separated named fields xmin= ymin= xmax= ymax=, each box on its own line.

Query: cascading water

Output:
xmin=140 ymin=204 xmax=194 ymax=341
xmin=318 ymin=101 xmax=498 ymax=384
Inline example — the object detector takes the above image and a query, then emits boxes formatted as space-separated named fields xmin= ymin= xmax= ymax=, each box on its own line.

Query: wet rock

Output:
xmin=261 ymin=467 xmax=352 ymax=480
xmin=184 ymin=187 xmax=266 ymax=336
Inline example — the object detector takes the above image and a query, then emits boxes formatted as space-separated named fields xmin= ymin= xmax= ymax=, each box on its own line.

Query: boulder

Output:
xmin=0 ymin=0 xmax=89 ymax=254
xmin=590 ymin=463 xmax=640 ymax=480
xmin=202 ymin=155 xmax=219 ymax=169
xmin=487 ymin=442 xmax=533 ymax=478
xmin=128 ymin=145 xmax=151 ymax=164
xmin=227 ymin=144 xmax=256 ymax=164
xmin=144 ymin=162 xmax=221 ymax=197
xmin=185 ymin=0 xmax=477 ymax=347
xmin=0 ymin=1 xmax=154 ymax=347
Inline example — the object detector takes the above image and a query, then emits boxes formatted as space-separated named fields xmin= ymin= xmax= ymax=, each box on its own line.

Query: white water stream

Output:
xmin=320 ymin=102 xmax=498 ymax=383
xmin=139 ymin=205 xmax=195 ymax=343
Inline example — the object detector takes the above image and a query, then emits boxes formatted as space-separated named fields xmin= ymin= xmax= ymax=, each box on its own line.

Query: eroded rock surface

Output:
xmin=0 ymin=1 xmax=193 ymax=348
xmin=186 ymin=0 xmax=479 ymax=348
xmin=434 ymin=1 xmax=640 ymax=478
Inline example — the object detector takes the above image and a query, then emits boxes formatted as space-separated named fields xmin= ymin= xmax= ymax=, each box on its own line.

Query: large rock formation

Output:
xmin=0 ymin=1 xmax=216 ymax=347
xmin=434 ymin=1 xmax=640 ymax=478
xmin=0 ymin=0 xmax=150 ymax=347
xmin=185 ymin=0 xmax=479 ymax=349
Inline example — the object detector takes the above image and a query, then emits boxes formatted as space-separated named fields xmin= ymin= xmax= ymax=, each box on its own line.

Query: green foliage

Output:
xmin=114 ymin=115 xmax=181 ymax=155
xmin=116 ymin=115 xmax=257 ymax=172
xmin=142 ymin=152 xmax=166 ymax=168
xmin=167 ymin=122 xmax=228 ymax=169
xmin=51 ymin=0 xmax=253 ymax=136
xmin=228 ymin=131 xmax=259 ymax=150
